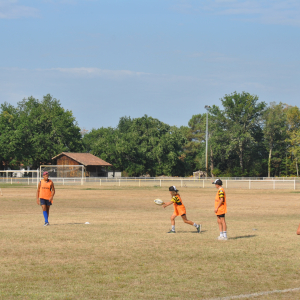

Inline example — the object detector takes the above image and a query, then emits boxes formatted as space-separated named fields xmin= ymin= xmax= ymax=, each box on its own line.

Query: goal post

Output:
xmin=39 ymin=165 xmax=84 ymax=183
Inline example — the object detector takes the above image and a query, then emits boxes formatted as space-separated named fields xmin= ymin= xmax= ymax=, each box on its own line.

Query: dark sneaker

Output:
xmin=167 ymin=230 xmax=176 ymax=233
xmin=197 ymin=224 xmax=201 ymax=233
xmin=44 ymin=222 xmax=50 ymax=226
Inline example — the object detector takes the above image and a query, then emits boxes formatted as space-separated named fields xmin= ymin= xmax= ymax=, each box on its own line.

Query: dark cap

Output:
xmin=169 ymin=186 xmax=179 ymax=192
xmin=212 ymin=179 xmax=222 ymax=186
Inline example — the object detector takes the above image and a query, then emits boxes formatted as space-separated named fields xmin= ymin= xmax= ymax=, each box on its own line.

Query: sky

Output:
xmin=0 ymin=0 xmax=299 ymax=131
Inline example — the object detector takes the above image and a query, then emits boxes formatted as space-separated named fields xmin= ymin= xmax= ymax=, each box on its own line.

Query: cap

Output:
xmin=43 ymin=171 xmax=49 ymax=176
xmin=169 ymin=186 xmax=178 ymax=192
xmin=212 ymin=179 xmax=222 ymax=185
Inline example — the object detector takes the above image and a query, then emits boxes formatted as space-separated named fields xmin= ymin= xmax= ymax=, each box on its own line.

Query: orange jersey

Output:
xmin=172 ymin=194 xmax=186 ymax=216
xmin=215 ymin=187 xmax=227 ymax=215
xmin=39 ymin=179 xmax=53 ymax=200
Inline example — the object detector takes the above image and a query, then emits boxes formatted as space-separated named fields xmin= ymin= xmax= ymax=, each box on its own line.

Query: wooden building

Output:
xmin=52 ymin=152 xmax=112 ymax=177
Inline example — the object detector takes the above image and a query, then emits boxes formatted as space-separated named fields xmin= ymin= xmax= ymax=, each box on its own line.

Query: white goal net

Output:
xmin=39 ymin=165 xmax=84 ymax=184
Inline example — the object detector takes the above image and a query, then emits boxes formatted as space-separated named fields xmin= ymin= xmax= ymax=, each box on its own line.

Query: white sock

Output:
xmin=193 ymin=223 xmax=198 ymax=228
xmin=172 ymin=225 xmax=175 ymax=231
xmin=220 ymin=232 xmax=224 ymax=237
xmin=223 ymin=231 xmax=227 ymax=238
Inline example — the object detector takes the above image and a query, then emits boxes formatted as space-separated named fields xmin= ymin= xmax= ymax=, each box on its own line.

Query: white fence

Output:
xmin=0 ymin=170 xmax=39 ymax=186
xmin=0 ymin=171 xmax=299 ymax=190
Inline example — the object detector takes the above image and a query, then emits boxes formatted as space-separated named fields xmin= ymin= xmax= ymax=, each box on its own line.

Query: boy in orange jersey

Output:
xmin=162 ymin=186 xmax=201 ymax=233
xmin=36 ymin=171 xmax=55 ymax=226
xmin=212 ymin=179 xmax=227 ymax=240
xmin=297 ymin=224 xmax=300 ymax=235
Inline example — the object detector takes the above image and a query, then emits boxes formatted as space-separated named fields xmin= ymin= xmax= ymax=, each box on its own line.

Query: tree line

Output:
xmin=1 ymin=92 xmax=299 ymax=177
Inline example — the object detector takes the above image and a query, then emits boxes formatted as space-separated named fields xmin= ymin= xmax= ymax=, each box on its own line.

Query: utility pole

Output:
xmin=205 ymin=105 xmax=211 ymax=178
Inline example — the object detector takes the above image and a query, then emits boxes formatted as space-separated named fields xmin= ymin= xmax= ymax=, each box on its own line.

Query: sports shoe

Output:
xmin=167 ymin=230 xmax=176 ymax=233
xmin=197 ymin=224 xmax=201 ymax=233
xmin=217 ymin=236 xmax=224 ymax=240
xmin=44 ymin=222 xmax=50 ymax=226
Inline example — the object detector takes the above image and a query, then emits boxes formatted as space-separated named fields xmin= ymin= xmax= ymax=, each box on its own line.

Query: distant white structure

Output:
xmin=193 ymin=170 xmax=207 ymax=178
xmin=107 ymin=171 xmax=122 ymax=178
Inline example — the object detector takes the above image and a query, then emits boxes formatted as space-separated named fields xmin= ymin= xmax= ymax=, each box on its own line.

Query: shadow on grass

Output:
xmin=50 ymin=223 xmax=88 ymax=226
xmin=230 ymin=234 xmax=257 ymax=240
xmin=179 ymin=230 xmax=207 ymax=234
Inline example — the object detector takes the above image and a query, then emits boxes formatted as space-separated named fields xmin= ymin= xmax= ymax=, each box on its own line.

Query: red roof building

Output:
xmin=52 ymin=152 xmax=112 ymax=177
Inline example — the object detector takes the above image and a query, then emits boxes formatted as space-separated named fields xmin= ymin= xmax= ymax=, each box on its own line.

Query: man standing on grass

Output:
xmin=36 ymin=171 xmax=55 ymax=226
xmin=213 ymin=179 xmax=227 ymax=240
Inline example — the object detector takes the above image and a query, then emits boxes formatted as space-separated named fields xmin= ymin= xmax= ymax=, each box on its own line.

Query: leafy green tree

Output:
xmin=0 ymin=103 xmax=18 ymax=169
xmin=211 ymin=92 xmax=266 ymax=175
xmin=83 ymin=115 xmax=187 ymax=177
xmin=262 ymin=102 xmax=288 ymax=177
xmin=288 ymin=129 xmax=300 ymax=176
xmin=285 ymin=105 xmax=300 ymax=176
xmin=0 ymin=94 xmax=82 ymax=169
xmin=182 ymin=114 xmax=206 ymax=174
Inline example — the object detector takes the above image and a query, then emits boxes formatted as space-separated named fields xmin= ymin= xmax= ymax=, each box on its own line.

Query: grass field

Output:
xmin=0 ymin=185 xmax=300 ymax=300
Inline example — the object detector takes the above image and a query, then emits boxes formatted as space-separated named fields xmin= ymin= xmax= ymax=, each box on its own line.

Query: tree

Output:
xmin=83 ymin=115 xmax=187 ymax=177
xmin=288 ymin=129 xmax=300 ymax=176
xmin=262 ymin=102 xmax=288 ymax=177
xmin=285 ymin=105 xmax=300 ymax=176
xmin=0 ymin=103 xmax=18 ymax=168
xmin=212 ymin=92 xmax=266 ymax=174
xmin=0 ymin=94 xmax=83 ymax=169
xmin=182 ymin=114 xmax=206 ymax=174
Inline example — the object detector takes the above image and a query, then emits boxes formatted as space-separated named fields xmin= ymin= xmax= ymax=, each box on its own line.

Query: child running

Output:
xmin=212 ymin=179 xmax=227 ymax=240
xmin=162 ymin=186 xmax=201 ymax=234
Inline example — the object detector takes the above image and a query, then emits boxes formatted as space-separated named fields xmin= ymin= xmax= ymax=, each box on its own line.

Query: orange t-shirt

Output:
xmin=215 ymin=187 xmax=227 ymax=215
xmin=39 ymin=179 xmax=53 ymax=200
xmin=172 ymin=194 xmax=186 ymax=216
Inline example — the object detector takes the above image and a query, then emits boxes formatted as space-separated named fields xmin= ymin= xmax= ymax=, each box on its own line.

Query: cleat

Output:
xmin=217 ymin=236 xmax=224 ymax=240
xmin=167 ymin=230 xmax=176 ymax=233
xmin=197 ymin=224 xmax=201 ymax=233
xmin=44 ymin=222 xmax=50 ymax=226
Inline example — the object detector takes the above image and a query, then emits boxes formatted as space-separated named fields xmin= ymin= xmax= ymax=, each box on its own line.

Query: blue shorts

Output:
xmin=40 ymin=198 xmax=52 ymax=206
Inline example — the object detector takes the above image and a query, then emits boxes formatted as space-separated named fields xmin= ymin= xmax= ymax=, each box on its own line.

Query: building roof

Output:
xmin=52 ymin=152 xmax=112 ymax=167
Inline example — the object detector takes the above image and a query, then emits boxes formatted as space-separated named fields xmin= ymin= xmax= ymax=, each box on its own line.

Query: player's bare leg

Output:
xmin=220 ymin=217 xmax=227 ymax=232
xmin=46 ymin=205 xmax=50 ymax=218
xmin=170 ymin=213 xmax=177 ymax=225
xmin=217 ymin=216 xmax=227 ymax=240
xmin=168 ymin=214 xmax=177 ymax=233
xmin=297 ymin=223 xmax=300 ymax=235
xmin=181 ymin=215 xmax=201 ymax=232
xmin=217 ymin=216 xmax=223 ymax=232
xmin=181 ymin=214 xmax=193 ymax=225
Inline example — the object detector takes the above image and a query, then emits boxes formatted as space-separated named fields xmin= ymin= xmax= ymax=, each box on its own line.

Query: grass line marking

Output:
xmin=206 ymin=287 xmax=300 ymax=300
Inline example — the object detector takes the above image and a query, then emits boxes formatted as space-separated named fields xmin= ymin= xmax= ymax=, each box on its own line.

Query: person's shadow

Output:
xmin=50 ymin=223 xmax=87 ymax=226
xmin=229 ymin=235 xmax=257 ymax=240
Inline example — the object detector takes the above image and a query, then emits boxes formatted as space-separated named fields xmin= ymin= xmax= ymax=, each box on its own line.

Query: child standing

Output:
xmin=212 ymin=179 xmax=227 ymax=240
xmin=162 ymin=186 xmax=201 ymax=233
xmin=36 ymin=171 xmax=55 ymax=226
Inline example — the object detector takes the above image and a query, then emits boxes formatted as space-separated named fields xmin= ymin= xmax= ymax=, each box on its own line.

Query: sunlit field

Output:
xmin=0 ymin=185 xmax=300 ymax=300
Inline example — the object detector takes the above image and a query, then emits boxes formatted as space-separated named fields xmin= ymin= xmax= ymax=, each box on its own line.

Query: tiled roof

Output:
xmin=52 ymin=152 xmax=112 ymax=166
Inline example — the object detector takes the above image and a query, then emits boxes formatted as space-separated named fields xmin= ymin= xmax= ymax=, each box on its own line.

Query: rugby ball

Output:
xmin=154 ymin=199 xmax=164 ymax=205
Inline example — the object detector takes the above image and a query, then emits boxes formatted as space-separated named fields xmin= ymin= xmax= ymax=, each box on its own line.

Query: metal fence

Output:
xmin=0 ymin=172 xmax=299 ymax=190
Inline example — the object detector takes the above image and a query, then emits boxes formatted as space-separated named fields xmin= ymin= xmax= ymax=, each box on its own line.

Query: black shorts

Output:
xmin=217 ymin=214 xmax=225 ymax=218
xmin=40 ymin=198 xmax=52 ymax=206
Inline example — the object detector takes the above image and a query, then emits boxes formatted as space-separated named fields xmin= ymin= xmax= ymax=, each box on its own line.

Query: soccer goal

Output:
xmin=39 ymin=165 xmax=84 ymax=185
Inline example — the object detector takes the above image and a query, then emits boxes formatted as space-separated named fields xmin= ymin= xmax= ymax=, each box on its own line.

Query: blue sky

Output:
xmin=0 ymin=0 xmax=299 ymax=130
